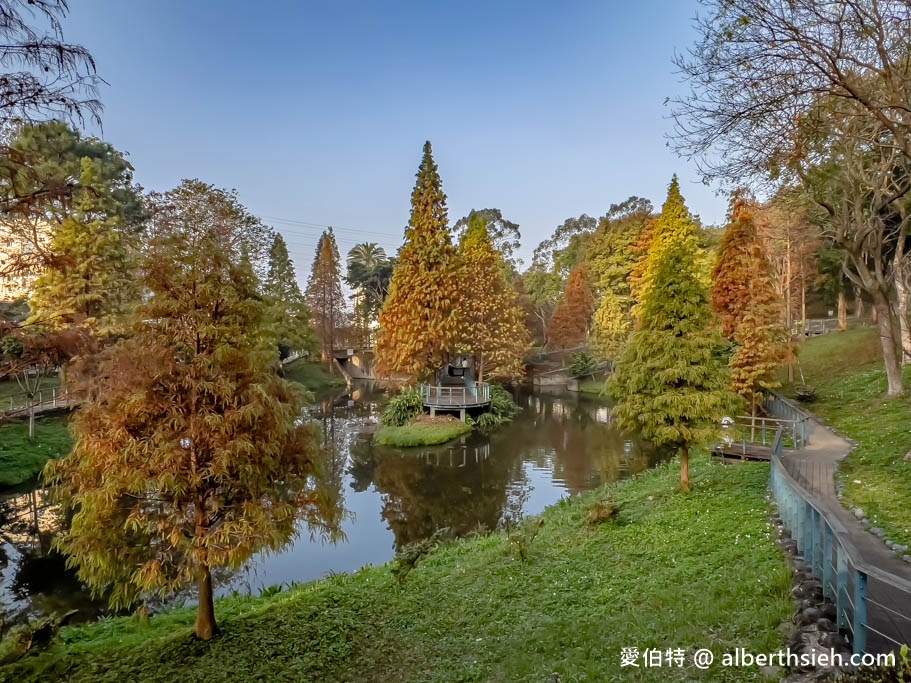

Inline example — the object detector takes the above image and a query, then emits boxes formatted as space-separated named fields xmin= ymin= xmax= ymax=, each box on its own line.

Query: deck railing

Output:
xmin=421 ymin=382 xmax=490 ymax=407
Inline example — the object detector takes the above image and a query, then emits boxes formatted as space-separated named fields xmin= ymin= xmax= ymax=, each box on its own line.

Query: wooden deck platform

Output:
xmin=421 ymin=383 xmax=490 ymax=420
xmin=712 ymin=443 xmax=774 ymax=462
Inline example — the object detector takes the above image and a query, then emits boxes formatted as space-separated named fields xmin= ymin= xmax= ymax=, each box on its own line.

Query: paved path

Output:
xmin=780 ymin=414 xmax=911 ymax=650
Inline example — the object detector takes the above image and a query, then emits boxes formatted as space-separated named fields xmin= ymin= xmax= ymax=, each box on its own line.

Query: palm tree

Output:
xmin=346 ymin=243 xmax=393 ymax=344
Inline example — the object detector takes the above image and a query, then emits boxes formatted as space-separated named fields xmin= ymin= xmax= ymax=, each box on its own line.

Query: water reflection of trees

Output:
xmin=490 ymin=392 xmax=663 ymax=494
xmin=344 ymin=389 xmax=665 ymax=550
xmin=350 ymin=436 xmax=525 ymax=550
xmin=0 ymin=488 xmax=107 ymax=630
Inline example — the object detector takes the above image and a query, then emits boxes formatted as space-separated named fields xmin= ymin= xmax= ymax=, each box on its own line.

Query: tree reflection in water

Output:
xmin=0 ymin=385 xmax=668 ymax=628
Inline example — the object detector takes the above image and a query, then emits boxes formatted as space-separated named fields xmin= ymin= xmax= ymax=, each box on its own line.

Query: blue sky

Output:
xmin=64 ymin=0 xmax=725 ymax=282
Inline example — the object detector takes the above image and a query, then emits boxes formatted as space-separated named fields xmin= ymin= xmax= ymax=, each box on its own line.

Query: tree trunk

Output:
xmin=872 ymin=305 xmax=879 ymax=324
xmin=195 ymin=563 xmax=218 ymax=640
xmin=837 ymin=290 xmax=847 ymax=331
xmin=897 ymin=277 xmax=911 ymax=365
xmin=854 ymin=287 xmax=864 ymax=320
xmin=800 ymin=281 xmax=807 ymax=335
xmin=28 ymin=401 xmax=35 ymax=441
xmin=679 ymin=445 xmax=691 ymax=493
xmin=872 ymin=292 xmax=903 ymax=397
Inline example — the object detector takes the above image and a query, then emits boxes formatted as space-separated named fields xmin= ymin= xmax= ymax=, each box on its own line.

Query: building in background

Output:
xmin=0 ymin=218 xmax=52 ymax=302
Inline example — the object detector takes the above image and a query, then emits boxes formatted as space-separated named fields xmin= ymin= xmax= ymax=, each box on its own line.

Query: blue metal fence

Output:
xmin=763 ymin=395 xmax=812 ymax=448
xmin=770 ymin=439 xmax=911 ymax=654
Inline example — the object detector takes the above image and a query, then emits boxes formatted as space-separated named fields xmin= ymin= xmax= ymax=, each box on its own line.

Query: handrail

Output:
xmin=770 ymin=448 xmax=911 ymax=655
xmin=421 ymin=382 xmax=491 ymax=406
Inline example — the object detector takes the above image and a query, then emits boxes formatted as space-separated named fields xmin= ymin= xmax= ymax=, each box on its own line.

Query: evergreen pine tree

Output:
xmin=609 ymin=178 xmax=736 ymax=492
xmin=28 ymin=158 xmax=137 ymax=337
xmin=375 ymin=141 xmax=461 ymax=379
xmin=264 ymin=233 xmax=313 ymax=359
xmin=456 ymin=214 xmax=530 ymax=382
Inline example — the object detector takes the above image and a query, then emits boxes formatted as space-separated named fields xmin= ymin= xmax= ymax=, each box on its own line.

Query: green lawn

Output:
xmin=281 ymin=360 xmax=347 ymax=391
xmin=578 ymin=377 xmax=609 ymax=395
xmin=374 ymin=419 xmax=473 ymax=447
xmin=781 ymin=325 xmax=911 ymax=547
xmin=0 ymin=416 xmax=72 ymax=488
xmin=1 ymin=457 xmax=793 ymax=682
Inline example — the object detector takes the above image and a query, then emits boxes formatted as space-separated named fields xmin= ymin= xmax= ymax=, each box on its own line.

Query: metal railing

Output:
xmin=421 ymin=382 xmax=490 ymax=407
xmin=793 ymin=318 xmax=842 ymax=336
xmin=763 ymin=395 xmax=812 ymax=447
xmin=770 ymin=439 xmax=911 ymax=655
xmin=2 ymin=387 xmax=71 ymax=415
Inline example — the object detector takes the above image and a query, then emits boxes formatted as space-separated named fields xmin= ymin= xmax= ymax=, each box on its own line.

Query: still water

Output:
xmin=0 ymin=385 xmax=666 ymax=627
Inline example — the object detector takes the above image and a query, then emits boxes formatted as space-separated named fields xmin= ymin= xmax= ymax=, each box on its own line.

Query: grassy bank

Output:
xmin=578 ymin=377 xmax=608 ymax=395
xmin=2 ymin=457 xmax=792 ymax=682
xmin=281 ymin=360 xmax=347 ymax=391
xmin=374 ymin=418 xmax=472 ymax=447
xmin=0 ymin=416 xmax=72 ymax=488
xmin=782 ymin=325 xmax=911 ymax=547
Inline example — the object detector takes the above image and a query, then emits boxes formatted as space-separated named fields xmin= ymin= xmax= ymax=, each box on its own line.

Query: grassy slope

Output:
xmin=2 ymin=457 xmax=792 ymax=683
xmin=781 ymin=326 xmax=911 ymax=547
xmin=0 ymin=416 xmax=72 ymax=487
xmin=374 ymin=420 xmax=473 ymax=447
xmin=281 ymin=360 xmax=347 ymax=391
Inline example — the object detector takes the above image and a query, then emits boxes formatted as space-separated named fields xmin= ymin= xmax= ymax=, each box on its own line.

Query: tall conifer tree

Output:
xmin=548 ymin=264 xmax=594 ymax=351
xmin=264 ymin=233 xmax=313 ymax=359
xmin=713 ymin=196 xmax=788 ymax=415
xmin=305 ymin=228 xmax=346 ymax=364
xmin=456 ymin=214 xmax=529 ymax=382
xmin=50 ymin=206 xmax=340 ymax=641
xmin=28 ymin=158 xmax=137 ymax=337
xmin=609 ymin=178 xmax=735 ymax=492
xmin=376 ymin=141 xmax=460 ymax=379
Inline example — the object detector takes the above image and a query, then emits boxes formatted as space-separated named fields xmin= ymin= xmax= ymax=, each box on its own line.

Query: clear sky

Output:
xmin=63 ymin=0 xmax=725 ymax=283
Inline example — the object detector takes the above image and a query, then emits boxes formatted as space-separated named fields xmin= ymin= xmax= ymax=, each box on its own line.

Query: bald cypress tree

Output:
xmin=548 ymin=264 xmax=594 ymax=351
xmin=376 ymin=141 xmax=461 ymax=380
xmin=50 ymin=206 xmax=340 ymax=641
xmin=609 ymin=178 xmax=735 ymax=492
xmin=714 ymin=195 xmax=788 ymax=416
xmin=305 ymin=228 xmax=346 ymax=365
xmin=456 ymin=214 xmax=529 ymax=382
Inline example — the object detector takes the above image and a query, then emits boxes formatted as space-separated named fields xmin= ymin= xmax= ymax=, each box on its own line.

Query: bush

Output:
xmin=381 ymin=386 xmax=424 ymax=426
xmin=568 ymin=352 xmax=597 ymax=378
xmin=473 ymin=384 xmax=520 ymax=431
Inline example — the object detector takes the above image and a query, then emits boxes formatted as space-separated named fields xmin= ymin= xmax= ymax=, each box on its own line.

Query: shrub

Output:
xmin=380 ymin=386 xmax=424 ymax=426
xmin=568 ymin=352 xmax=597 ymax=378
xmin=474 ymin=384 xmax=520 ymax=431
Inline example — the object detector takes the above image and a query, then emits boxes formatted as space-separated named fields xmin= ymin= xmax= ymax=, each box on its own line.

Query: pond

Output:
xmin=0 ymin=385 xmax=667 ymax=627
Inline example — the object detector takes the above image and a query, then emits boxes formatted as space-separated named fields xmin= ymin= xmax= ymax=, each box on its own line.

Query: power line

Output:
xmin=260 ymin=215 xmax=404 ymax=240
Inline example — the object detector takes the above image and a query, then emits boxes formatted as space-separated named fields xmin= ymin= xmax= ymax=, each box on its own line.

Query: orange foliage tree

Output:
xmin=712 ymin=195 xmax=788 ymax=415
xmin=548 ymin=264 xmax=595 ymax=351
xmin=376 ymin=141 xmax=461 ymax=380
xmin=49 ymin=186 xmax=340 ymax=641
xmin=455 ymin=214 xmax=530 ymax=382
